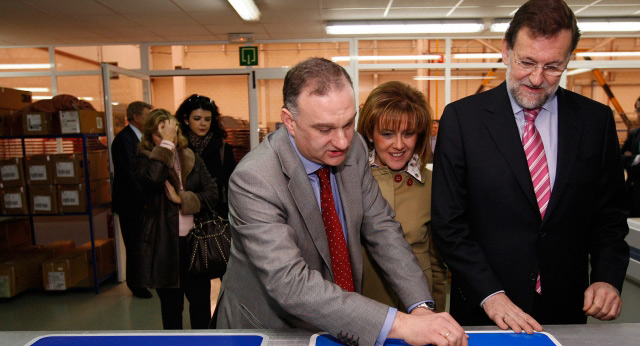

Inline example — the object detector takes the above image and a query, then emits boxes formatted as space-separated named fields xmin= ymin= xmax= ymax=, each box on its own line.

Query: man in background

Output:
xmin=433 ymin=0 xmax=629 ymax=333
xmin=111 ymin=101 xmax=152 ymax=299
xmin=621 ymin=96 xmax=640 ymax=217
xmin=216 ymin=57 xmax=466 ymax=346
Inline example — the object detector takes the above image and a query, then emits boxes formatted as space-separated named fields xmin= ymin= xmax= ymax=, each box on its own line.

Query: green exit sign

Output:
xmin=239 ymin=46 xmax=258 ymax=66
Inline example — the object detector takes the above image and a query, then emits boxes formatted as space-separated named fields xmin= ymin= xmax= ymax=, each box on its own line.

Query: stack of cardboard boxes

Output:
xmin=0 ymin=86 xmax=111 ymax=215
xmin=1 ymin=150 xmax=111 ymax=215
xmin=0 ymin=234 xmax=116 ymax=297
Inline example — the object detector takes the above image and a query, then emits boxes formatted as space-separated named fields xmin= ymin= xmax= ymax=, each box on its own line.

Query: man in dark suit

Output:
xmin=621 ymin=97 xmax=640 ymax=217
xmin=432 ymin=0 xmax=629 ymax=334
xmin=216 ymin=58 xmax=466 ymax=346
xmin=112 ymin=101 xmax=153 ymax=298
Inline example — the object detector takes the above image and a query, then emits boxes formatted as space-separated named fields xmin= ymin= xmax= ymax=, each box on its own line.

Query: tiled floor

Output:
xmin=0 ymin=278 xmax=638 ymax=331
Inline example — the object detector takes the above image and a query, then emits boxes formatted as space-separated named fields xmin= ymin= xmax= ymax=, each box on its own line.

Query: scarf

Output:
xmin=189 ymin=131 xmax=214 ymax=155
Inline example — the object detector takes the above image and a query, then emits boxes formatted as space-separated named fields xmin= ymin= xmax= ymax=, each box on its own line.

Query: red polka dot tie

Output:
xmin=523 ymin=108 xmax=549 ymax=295
xmin=316 ymin=166 xmax=354 ymax=292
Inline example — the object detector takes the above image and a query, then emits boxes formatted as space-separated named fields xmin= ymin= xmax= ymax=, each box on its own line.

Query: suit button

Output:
xmin=530 ymin=272 xmax=537 ymax=281
xmin=539 ymin=232 xmax=546 ymax=238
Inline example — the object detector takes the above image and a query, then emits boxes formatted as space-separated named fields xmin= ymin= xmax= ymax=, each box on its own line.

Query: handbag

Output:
xmin=186 ymin=208 xmax=231 ymax=277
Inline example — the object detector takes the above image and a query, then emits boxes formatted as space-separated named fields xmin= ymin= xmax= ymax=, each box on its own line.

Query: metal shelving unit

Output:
xmin=0 ymin=133 xmax=113 ymax=293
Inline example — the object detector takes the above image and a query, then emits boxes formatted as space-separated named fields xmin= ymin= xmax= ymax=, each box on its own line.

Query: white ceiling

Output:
xmin=0 ymin=0 xmax=639 ymax=46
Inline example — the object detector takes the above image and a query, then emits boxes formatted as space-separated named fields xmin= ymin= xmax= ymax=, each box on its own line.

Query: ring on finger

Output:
xmin=444 ymin=331 xmax=451 ymax=338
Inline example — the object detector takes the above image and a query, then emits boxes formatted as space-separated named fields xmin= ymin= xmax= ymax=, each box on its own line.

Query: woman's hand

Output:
xmin=158 ymin=117 xmax=178 ymax=143
xmin=164 ymin=181 xmax=182 ymax=204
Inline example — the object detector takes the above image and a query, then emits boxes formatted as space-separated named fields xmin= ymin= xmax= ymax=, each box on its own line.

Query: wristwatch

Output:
xmin=414 ymin=301 xmax=436 ymax=312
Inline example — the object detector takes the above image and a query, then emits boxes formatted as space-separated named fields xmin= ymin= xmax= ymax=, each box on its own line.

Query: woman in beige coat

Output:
xmin=357 ymin=81 xmax=447 ymax=312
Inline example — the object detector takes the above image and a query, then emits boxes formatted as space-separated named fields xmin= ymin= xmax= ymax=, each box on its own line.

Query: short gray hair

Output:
xmin=126 ymin=101 xmax=152 ymax=121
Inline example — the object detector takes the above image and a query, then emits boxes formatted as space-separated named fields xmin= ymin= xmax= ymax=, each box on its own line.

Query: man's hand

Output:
xmin=389 ymin=309 xmax=468 ymax=346
xmin=583 ymin=282 xmax=622 ymax=320
xmin=483 ymin=293 xmax=542 ymax=334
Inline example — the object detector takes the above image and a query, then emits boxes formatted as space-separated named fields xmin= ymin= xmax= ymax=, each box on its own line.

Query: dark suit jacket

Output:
xmin=216 ymin=127 xmax=431 ymax=345
xmin=111 ymin=125 xmax=143 ymax=217
xmin=621 ymin=127 xmax=640 ymax=216
xmin=432 ymin=82 xmax=630 ymax=325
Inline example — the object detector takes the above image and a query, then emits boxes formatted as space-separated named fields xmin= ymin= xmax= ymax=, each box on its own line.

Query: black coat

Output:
xmin=432 ymin=82 xmax=629 ymax=325
xmin=621 ymin=127 xmax=640 ymax=217
xmin=111 ymin=125 xmax=143 ymax=216
xmin=133 ymin=145 xmax=218 ymax=288
xmin=190 ymin=137 xmax=236 ymax=218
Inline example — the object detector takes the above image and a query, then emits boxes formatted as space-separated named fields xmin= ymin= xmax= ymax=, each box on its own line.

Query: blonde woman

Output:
xmin=357 ymin=81 xmax=447 ymax=312
xmin=134 ymin=109 xmax=218 ymax=329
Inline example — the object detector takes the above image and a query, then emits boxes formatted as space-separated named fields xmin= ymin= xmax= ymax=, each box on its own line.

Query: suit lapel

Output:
xmin=481 ymin=83 xmax=539 ymax=212
xmin=272 ymin=128 xmax=333 ymax=271
xmin=542 ymin=88 xmax=583 ymax=225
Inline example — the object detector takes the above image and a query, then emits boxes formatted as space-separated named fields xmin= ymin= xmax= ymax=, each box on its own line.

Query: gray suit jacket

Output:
xmin=216 ymin=126 xmax=431 ymax=345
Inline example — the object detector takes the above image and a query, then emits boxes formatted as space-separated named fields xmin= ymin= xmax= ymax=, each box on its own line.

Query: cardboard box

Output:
xmin=1 ymin=187 xmax=28 ymax=215
xmin=52 ymin=151 xmax=108 ymax=184
xmin=43 ymin=240 xmax=75 ymax=257
xmin=59 ymin=110 xmax=105 ymax=134
xmin=0 ymin=248 xmax=54 ymax=298
xmin=88 ymin=150 xmax=109 ymax=181
xmin=42 ymin=250 xmax=88 ymax=291
xmin=0 ymin=87 xmax=32 ymax=111
xmin=76 ymin=238 xmax=116 ymax=286
xmin=29 ymin=185 xmax=58 ymax=214
xmin=94 ymin=179 xmax=111 ymax=205
xmin=25 ymin=155 xmax=53 ymax=185
xmin=22 ymin=112 xmax=60 ymax=136
xmin=0 ymin=217 xmax=31 ymax=252
xmin=0 ymin=158 xmax=25 ymax=188
xmin=0 ymin=109 xmax=23 ymax=136
xmin=57 ymin=184 xmax=87 ymax=213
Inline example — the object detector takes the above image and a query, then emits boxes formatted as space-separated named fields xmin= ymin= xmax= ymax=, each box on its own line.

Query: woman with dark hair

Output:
xmin=134 ymin=108 xmax=218 ymax=329
xmin=175 ymin=94 xmax=236 ymax=218
xmin=357 ymin=81 xmax=447 ymax=312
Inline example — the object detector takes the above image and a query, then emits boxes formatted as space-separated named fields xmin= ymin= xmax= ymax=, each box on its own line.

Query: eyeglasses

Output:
xmin=511 ymin=53 xmax=567 ymax=77
xmin=187 ymin=95 xmax=213 ymax=104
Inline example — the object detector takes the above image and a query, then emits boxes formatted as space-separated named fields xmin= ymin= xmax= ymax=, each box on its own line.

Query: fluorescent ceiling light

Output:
xmin=491 ymin=18 xmax=640 ymax=33
xmin=228 ymin=0 xmax=260 ymax=21
xmin=32 ymin=96 xmax=52 ymax=100
xmin=0 ymin=64 xmax=51 ymax=70
xmin=576 ymin=52 xmax=640 ymax=57
xmin=78 ymin=97 xmax=94 ymax=101
xmin=453 ymin=53 xmax=502 ymax=59
xmin=414 ymin=76 xmax=497 ymax=81
xmin=326 ymin=20 xmax=485 ymax=35
xmin=490 ymin=19 xmax=510 ymax=33
xmin=579 ymin=19 xmax=640 ymax=32
xmin=565 ymin=68 xmax=593 ymax=76
xmin=16 ymin=87 xmax=49 ymax=93
xmin=332 ymin=55 xmax=441 ymax=62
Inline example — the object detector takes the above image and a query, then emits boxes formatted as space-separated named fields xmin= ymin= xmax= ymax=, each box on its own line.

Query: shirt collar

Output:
xmin=288 ymin=132 xmax=324 ymax=175
xmin=368 ymin=150 xmax=423 ymax=182
xmin=129 ymin=124 xmax=142 ymax=141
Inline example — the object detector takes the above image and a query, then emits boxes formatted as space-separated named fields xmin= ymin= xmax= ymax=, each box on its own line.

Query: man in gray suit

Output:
xmin=215 ymin=58 xmax=466 ymax=346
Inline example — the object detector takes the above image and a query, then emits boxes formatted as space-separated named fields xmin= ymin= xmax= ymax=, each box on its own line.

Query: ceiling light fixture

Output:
xmin=491 ymin=18 xmax=640 ymax=33
xmin=228 ymin=0 xmax=261 ymax=21
xmin=332 ymin=55 xmax=441 ymax=62
xmin=0 ymin=64 xmax=51 ymax=70
xmin=576 ymin=52 xmax=640 ymax=57
xmin=413 ymin=76 xmax=497 ymax=81
xmin=15 ymin=87 xmax=50 ymax=93
xmin=453 ymin=53 xmax=502 ymax=59
xmin=565 ymin=68 xmax=593 ymax=76
xmin=326 ymin=20 xmax=485 ymax=35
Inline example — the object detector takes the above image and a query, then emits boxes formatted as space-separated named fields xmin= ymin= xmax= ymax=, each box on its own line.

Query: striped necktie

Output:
xmin=523 ymin=108 xmax=549 ymax=295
